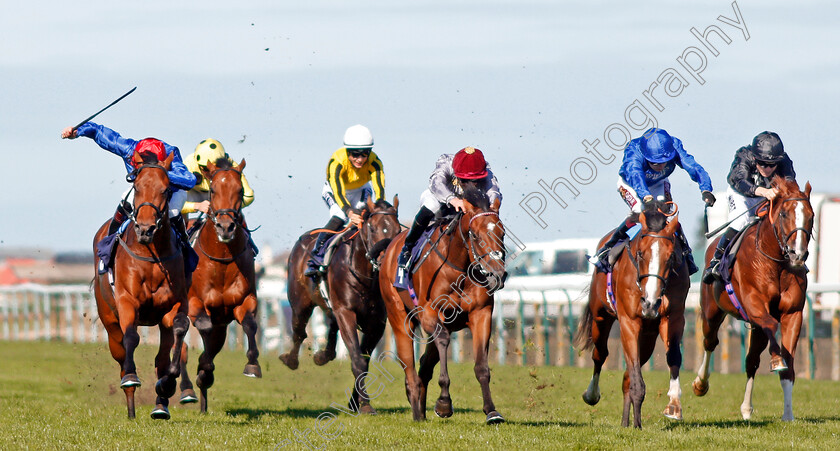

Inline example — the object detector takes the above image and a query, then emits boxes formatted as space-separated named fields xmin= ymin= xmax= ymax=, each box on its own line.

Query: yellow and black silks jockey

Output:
xmin=305 ymin=124 xmax=386 ymax=277
xmin=182 ymin=138 xmax=259 ymax=253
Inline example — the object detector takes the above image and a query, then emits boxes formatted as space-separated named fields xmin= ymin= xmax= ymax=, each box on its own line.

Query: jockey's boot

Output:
xmin=675 ymin=224 xmax=699 ymax=275
xmin=304 ymin=216 xmax=344 ymax=277
xmin=702 ymin=227 xmax=738 ymax=284
xmin=171 ymin=214 xmax=198 ymax=273
xmin=397 ymin=206 xmax=436 ymax=282
xmin=588 ymin=219 xmax=633 ymax=269
xmin=107 ymin=200 xmax=132 ymax=236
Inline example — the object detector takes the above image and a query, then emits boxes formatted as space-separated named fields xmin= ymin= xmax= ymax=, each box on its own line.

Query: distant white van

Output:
xmin=503 ymin=237 xmax=600 ymax=295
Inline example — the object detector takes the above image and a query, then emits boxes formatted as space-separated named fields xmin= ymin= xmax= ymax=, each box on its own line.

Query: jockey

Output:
xmin=396 ymin=146 xmax=502 ymax=276
xmin=61 ymin=122 xmax=196 ymax=251
xmin=182 ymin=138 xmax=254 ymax=216
xmin=304 ymin=124 xmax=386 ymax=277
xmin=589 ymin=128 xmax=715 ymax=273
xmin=702 ymin=131 xmax=796 ymax=283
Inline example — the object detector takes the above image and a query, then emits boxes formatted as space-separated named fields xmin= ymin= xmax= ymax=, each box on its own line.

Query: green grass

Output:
xmin=1 ymin=341 xmax=839 ymax=450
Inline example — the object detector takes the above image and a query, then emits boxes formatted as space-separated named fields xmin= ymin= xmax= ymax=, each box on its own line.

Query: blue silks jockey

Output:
xmin=589 ymin=128 xmax=716 ymax=274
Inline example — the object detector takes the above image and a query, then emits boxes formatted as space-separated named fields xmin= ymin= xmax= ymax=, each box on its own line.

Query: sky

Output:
xmin=1 ymin=0 xmax=838 ymax=261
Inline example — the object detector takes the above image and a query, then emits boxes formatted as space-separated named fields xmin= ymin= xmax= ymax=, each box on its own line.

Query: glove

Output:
xmin=702 ymin=190 xmax=716 ymax=207
xmin=642 ymin=195 xmax=655 ymax=210
xmin=192 ymin=171 xmax=204 ymax=184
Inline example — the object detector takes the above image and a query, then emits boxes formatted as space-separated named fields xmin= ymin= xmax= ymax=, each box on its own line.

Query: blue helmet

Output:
xmin=640 ymin=128 xmax=675 ymax=163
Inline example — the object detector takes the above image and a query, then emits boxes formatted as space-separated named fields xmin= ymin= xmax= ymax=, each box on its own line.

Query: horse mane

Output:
xmin=641 ymin=200 xmax=668 ymax=232
xmin=213 ymin=157 xmax=233 ymax=170
xmin=373 ymin=199 xmax=393 ymax=210
xmin=773 ymin=175 xmax=801 ymax=196
xmin=463 ymin=184 xmax=490 ymax=211
xmin=138 ymin=152 xmax=161 ymax=165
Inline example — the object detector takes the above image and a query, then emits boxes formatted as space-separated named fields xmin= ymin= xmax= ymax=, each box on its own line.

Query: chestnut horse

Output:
xmin=281 ymin=197 xmax=400 ymax=413
xmin=379 ymin=187 xmax=506 ymax=424
xmin=693 ymin=177 xmax=813 ymax=421
xmin=574 ymin=201 xmax=689 ymax=428
xmin=92 ymin=152 xmax=190 ymax=419
xmin=176 ymin=158 xmax=260 ymax=413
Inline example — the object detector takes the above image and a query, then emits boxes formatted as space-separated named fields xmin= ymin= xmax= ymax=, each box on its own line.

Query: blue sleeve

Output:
xmin=619 ymin=140 xmax=651 ymax=198
xmin=673 ymin=137 xmax=713 ymax=192
xmin=163 ymin=143 xmax=197 ymax=191
xmin=76 ymin=122 xmax=137 ymax=160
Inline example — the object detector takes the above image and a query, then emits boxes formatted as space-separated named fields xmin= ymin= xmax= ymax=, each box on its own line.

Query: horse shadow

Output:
xmin=663 ymin=419 xmax=772 ymax=430
xmin=225 ymin=407 xmax=326 ymax=421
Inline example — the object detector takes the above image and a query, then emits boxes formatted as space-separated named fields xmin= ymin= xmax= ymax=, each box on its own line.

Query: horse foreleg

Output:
xmin=778 ymin=310 xmax=803 ymax=421
xmin=334 ymin=309 xmax=376 ymax=415
xmin=469 ymin=308 xmax=503 ymax=424
xmin=660 ymin=312 xmax=686 ymax=421
xmin=693 ymin=299 xmax=725 ymax=397
xmin=314 ymin=311 xmax=338 ymax=366
xmin=151 ymin=324 xmax=176 ymax=420
xmin=178 ymin=342 xmax=198 ymax=404
xmin=431 ymin=325 xmax=453 ymax=419
xmin=418 ymin=340 xmax=440 ymax=415
xmin=619 ymin=318 xmax=644 ymax=428
xmin=742 ymin=325 xmax=768 ymax=420
xmin=279 ymin=302 xmax=314 ymax=370
xmin=384 ymin=292 xmax=423 ymax=421
xmin=235 ymin=296 xmax=262 ymax=378
xmin=196 ymin=324 xmax=227 ymax=414
xmin=116 ymin=304 xmax=141 ymax=391
xmin=105 ymin=327 xmax=136 ymax=419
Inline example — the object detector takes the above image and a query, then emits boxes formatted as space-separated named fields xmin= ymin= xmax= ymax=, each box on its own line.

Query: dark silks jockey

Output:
xmin=590 ymin=128 xmax=715 ymax=273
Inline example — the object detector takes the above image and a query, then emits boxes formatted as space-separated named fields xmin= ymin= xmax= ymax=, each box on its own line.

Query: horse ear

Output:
xmin=163 ymin=151 xmax=175 ymax=170
xmin=238 ymin=158 xmax=246 ymax=171
xmin=665 ymin=215 xmax=680 ymax=236
xmin=131 ymin=151 xmax=145 ymax=167
xmin=463 ymin=198 xmax=477 ymax=214
xmin=366 ymin=196 xmax=375 ymax=211
xmin=206 ymin=159 xmax=217 ymax=175
xmin=392 ymin=194 xmax=399 ymax=211
xmin=639 ymin=212 xmax=649 ymax=231
xmin=491 ymin=198 xmax=501 ymax=212
xmin=805 ymin=181 xmax=812 ymax=198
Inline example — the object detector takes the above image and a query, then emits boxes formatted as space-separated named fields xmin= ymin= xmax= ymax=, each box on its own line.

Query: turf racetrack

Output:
xmin=1 ymin=341 xmax=839 ymax=449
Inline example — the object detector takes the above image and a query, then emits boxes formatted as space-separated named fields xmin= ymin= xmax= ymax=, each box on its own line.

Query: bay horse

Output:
xmin=379 ymin=186 xmax=506 ymax=424
xmin=281 ymin=196 xmax=400 ymax=414
xmin=92 ymin=151 xmax=190 ymax=419
xmin=176 ymin=158 xmax=260 ymax=413
xmin=574 ymin=201 xmax=690 ymax=428
xmin=693 ymin=177 xmax=813 ymax=421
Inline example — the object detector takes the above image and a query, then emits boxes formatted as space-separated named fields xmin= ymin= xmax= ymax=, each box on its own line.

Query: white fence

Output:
xmin=2 ymin=281 xmax=840 ymax=379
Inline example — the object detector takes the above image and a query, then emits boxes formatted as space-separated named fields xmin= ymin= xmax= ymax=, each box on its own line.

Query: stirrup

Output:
xmin=588 ymin=247 xmax=608 ymax=265
xmin=702 ymin=259 xmax=720 ymax=284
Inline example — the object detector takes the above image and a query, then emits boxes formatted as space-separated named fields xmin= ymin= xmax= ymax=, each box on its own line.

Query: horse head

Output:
xmin=770 ymin=176 xmax=814 ymax=269
xmin=461 ymin=186 xmax=506 ymax=291
xmin=362 ymin=195 xmax=401 ymax=262
xmin=129 ymin=151 xmax=174 ymax=245
xmin=633 ymin=200 xmax=680 ymax=320
xmin=204 ymin=158 xmax=245 ymax=243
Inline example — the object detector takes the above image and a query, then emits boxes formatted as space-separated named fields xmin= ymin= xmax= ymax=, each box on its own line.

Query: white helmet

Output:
xmin=343 ymin=124 xmax=373 ymax=149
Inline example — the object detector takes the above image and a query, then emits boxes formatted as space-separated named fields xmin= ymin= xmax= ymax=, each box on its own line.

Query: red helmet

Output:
xmin=452 ymin=147 xmax=487 ymax=179
xmin=133 ymin=138 xmax=167 ymax=166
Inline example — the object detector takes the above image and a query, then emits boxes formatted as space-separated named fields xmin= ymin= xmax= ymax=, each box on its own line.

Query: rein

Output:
xmin=127 ymin=164 xmax=171 ymax=231
xmin=755 ymin=196 xmax=811 ymax=263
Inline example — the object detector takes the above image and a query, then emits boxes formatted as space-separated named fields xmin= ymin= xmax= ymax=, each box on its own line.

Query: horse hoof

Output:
xmin=741 ymin=405 xmax=754 ymax=420
xmin=243 ymin=364 xmax=262 ymax=378
xmin=582 ymin=392 xmax=600 ymax=406
xmin=434 ymin=398 xmax=453 ymax=418
xmin=180 ymin=389 xmax=198 ymax=404
xmin=663 ymin=404 xmax=682 ymax=421
xmin=313 ymin=350 xmax=336 ymax=366
xmin=279 ymin=353 xmax=299 ymax=370
xmin=150 ymin=405 xmax=170 ymax=420
xmin=692 ymin=378 xmax=709 ymax=397
xmin=770 ymin=355 xmax=788 ymax=373
xmin=486 ymin=411 xmax=505 ymax=425
xmin=360 ymin=404 xmax=377 ymax=415
xmin=120 ymin=374 xmax=141 ymax=389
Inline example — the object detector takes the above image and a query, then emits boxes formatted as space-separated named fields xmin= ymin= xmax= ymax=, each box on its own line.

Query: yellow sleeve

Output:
xmin=368 ymin=152 xmax=385 ymax=201
xmin=181 ymin=201 xmax=199 ymax=214
xmin=241 ymin=172 xmax=255 ymax=207
xmin=326 ymin=149 xmax=350 ymax=211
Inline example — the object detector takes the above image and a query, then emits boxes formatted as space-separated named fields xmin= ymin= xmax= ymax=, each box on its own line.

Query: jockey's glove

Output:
xmin=702 ymin=190 xmax=716 ymax=207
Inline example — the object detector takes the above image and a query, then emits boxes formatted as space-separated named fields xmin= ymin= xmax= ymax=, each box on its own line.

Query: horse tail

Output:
xmin=573 ymin=297 xmax=595 ymax=353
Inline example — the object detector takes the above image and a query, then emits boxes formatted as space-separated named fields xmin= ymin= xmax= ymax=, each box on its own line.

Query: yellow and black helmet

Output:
xmin=194 ymin=139 xmax=227 ymax=168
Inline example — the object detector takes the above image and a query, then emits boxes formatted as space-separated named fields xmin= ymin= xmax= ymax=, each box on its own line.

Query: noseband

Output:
xmin=360 ymin=209 xmax=399 ymax=270
xmin=126 ymin=164 xmax=171 ymax=230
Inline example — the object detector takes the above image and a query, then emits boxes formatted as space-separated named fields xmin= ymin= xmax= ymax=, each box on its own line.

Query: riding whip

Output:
xmin=72 ymin=86 xmax=137 ymax=131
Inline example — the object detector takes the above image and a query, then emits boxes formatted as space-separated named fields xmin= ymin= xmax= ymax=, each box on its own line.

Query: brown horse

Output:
xmin=693 ymin=177 xmax=813 ymax=421
xmin=92 ymin=152 xmax=190 ymax=419
xmin=281 ymin=196 xmax=400 ymax=413
xmin=379 ymin=186 xmax=506 ymax=423
xmin=574 ymin=201 xmax=690 ymax=428
xmin=176 ymin=158 xmax=260 ymax=413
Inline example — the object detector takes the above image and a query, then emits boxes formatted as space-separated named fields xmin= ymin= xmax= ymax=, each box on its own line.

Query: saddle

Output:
xmin=393 ymin=212 xmax=460 ymax=291
xmin=598 ymin=223 xmax=688 ymax=274
xmin=96 ymin=219 xmax=198 ymax=276
xmin=718 ymin=217 xmax=760 ymax=285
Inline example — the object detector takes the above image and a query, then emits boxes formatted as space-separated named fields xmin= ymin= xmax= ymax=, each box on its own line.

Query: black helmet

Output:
xmin=751 ymin=131 xmax=785 ymax=164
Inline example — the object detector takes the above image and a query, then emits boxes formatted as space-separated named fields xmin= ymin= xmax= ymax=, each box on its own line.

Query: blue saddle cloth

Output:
xmin=309 ymin=232 xmax=344 ymax=267
xmin=96 ymin=220 xmax=198 ymax=274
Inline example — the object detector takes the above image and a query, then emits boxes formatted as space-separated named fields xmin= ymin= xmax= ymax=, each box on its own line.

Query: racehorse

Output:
xmin=92 ymin=151 xmax=190 ymax=419
xmin=176 ymin=158 xmax=260 ymax=413
xmin=280 ymin=196 xmax=400 ymax=413
xmin=379 ymin=186 xmax=507 ymax=424
xmin=574 ymin=201 xmax=690 ymax=428
xmin=693 ymin=177 xmax=813 ymax=421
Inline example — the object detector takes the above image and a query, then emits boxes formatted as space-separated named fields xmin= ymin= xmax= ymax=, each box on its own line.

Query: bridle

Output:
xmin=207 ymin=166 xmax=245 ymax=227
xmin=757 ymin=196 xmax=812 ymax=263
xmin=126 ymin=164 xmax=171 ymax=231
xmin=460 ymin=210 xmax=505 ymax=277
xmin=625 ymin=231 xmax=676 ymax=297
xmin=357 ymin=208 xmax=399 ymax=271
